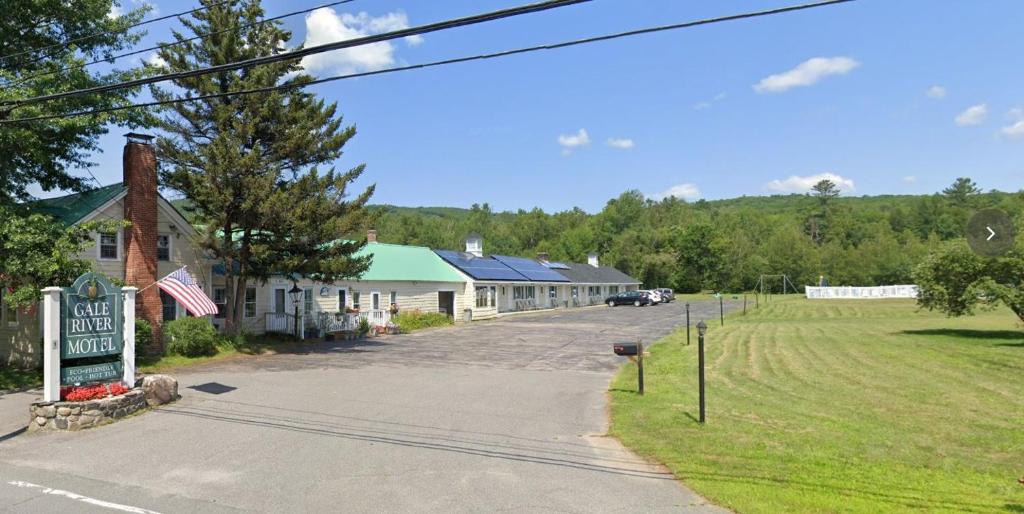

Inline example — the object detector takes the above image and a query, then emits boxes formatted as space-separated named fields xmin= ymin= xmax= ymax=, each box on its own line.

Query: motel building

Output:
xmin=0 ymin=134 xmax=211 ymax=368
xmin=213 ymin=232 xmax=472 ymax=336
xmin=434 ymin=235 xmax=642 ymax=318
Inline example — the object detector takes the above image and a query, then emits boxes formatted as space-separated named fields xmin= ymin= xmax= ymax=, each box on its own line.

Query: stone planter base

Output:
xmin=28 ymin=374 xmax=179 ymax=433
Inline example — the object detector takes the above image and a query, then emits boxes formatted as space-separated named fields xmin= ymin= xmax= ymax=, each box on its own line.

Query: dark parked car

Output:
xmin=656 ymin=288 xmax=674 ymax=303
xmin=605 ymin=291 xmax=652 ymax=307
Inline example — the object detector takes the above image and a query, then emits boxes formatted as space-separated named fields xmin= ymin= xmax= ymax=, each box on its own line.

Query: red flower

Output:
xmin=60 ymin=382 xmax=130 ymax=402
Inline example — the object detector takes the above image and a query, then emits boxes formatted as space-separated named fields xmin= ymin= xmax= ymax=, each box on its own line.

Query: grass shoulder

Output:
xmin=609 ymin=296 xmax=1024 ymax=513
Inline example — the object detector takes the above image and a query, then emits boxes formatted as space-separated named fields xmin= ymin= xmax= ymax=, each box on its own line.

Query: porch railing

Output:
xmin=266 ymin=312 xmax=297 ymax=334
xmin=318 ymin=310 xmax=392 ymax=332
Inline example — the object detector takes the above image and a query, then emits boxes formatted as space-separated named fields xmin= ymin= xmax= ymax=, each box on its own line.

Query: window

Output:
xmin=244 ymin=287 xmax=257 ymax=318
xmin=352 ymin=292 xmax=361 ymax=310
xmin=371 ymin=292 xmax=380 ymax=311
xmin=588 ymin=286 xmax=602 ymax=297
xmin=475 ymin=286 xmax=489 ymax=308
xmin=160 ymin=290 xmax=177 ymax=322
xmin=156 ymin=234 xmax=171 ymax=261
xmin=513 ymin=286 xmax=536 ymax=300
xmin=274 ymin=289 xmax=286 ymax=314
xmin=389 ymin=291 xmax=397 ymax=307
xmin=338 ymin=289 xmax=347 ymax=311
xmin=304 ymin=288 xmax=314 ymax=315
xmin=609 ymin=285 xmax=620 ymax=295
xmin=489 ymin=286 xmax=496 ymax=307
xmin=1 ymin=290 xmax=17 ymax=326
xmin=549 ymin=286 xmax=557 ymax=299
xmin=99 ymin=232 xmax=118 ymax=260
xmin=571 ymin=286 xmax=579 ymax=298
xmin=213 ymin=288 xmax=226 ymax=319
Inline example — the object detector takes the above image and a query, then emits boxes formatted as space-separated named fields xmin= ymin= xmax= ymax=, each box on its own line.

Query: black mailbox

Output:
xmin=613 ymin=343 xmax=639 ymax=356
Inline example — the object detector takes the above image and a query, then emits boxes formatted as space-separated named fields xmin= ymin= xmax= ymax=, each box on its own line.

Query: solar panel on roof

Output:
xmin=543 ymin=262 xmax=570 ymax=270
xmin=492 ymin=255 xmax=570 ymax=282
xmin=434 ymin=250 xmax=526 ymax=281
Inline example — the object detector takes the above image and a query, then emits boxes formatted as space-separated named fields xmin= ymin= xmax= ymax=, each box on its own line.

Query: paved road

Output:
xmin=0 ymin=300 xmax=736 ymax=513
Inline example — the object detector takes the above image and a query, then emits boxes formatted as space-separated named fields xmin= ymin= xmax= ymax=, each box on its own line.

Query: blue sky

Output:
xmin=41 ymin=0 xmax=1024 ymax=212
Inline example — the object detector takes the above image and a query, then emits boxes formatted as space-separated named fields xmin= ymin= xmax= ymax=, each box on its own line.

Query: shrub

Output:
xmin=135 ymin=318 xmax=153 ymax=352
xmin=164 ymin=317 xmax=219 ymax=357
xmin=392 ymin=310 xmax=453 ymax=333
xmin=357 ymin=317 xmax=371 ymax=337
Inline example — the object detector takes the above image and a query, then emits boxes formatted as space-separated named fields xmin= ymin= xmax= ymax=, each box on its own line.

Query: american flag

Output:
xmin=157 ymin=267 xmax=218 ymax=317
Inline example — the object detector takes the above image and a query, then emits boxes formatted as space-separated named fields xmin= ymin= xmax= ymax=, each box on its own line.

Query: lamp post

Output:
xmin=697 ymin=320 xmax=707 ymax=424
xmin=289 ymin=283 xmax=303 ymax=339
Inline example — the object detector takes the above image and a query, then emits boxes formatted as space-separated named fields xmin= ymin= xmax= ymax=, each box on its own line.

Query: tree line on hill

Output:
xmin=369 ymin=178 xmax=1024 ymax=294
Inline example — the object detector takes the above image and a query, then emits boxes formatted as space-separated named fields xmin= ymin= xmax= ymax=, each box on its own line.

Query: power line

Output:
xmin=0 ymin=0 xmax=594 ymax=110
xmin=0 ymin=1 xmax=234 ymax=67
xmin=0 ymin=0 xmax=857 ymax=125
xmin=4 ymin=0 xmax=359 ymax=90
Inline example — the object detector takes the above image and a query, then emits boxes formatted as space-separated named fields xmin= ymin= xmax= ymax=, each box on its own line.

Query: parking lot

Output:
xmin=0 ymin=300 xmax=735 ymax=513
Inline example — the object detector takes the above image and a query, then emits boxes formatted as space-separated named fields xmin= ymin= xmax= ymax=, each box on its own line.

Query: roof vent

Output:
xmin=465 ymin=234 xmax=483 ymax=257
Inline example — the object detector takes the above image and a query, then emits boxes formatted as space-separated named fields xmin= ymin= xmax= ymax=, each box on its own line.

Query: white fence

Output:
xmin=805 ymin=285 xmax=919 ymax=300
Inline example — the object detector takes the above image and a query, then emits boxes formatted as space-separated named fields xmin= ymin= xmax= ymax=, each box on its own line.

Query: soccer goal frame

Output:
xmin=755 ymin=274 xmax=798 ymax=295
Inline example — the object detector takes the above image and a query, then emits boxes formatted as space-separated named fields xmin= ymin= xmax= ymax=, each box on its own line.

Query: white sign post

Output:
xmin=41 ymin=287 xmax=61 ymax=402
xmin=122 ymin=287 xmax=137 ymax=387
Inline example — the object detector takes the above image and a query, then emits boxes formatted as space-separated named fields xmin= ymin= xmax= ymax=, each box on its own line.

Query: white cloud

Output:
xmin=299 ymin=9 xmax=420 ymax=75
xmin=1001 ymin=120 xmax=1024 ymax=138
xmin=902 ymin=175 xmax=917 ymax=184
xmin=925 ymin=85 xmax=947 ymax=99
xmin=606 ymin=137 xmax=634 ymax=149
xmin=765 ymin=172 xmax=855 ymax=194
xmin=144 ymin=52 xmax=167 ymax=68
xmin=650 ymin=183 xmax=701 ymax=201
xmin=954 ymin=103 xmax=988 ymax=126
xmin=692 ymin=91 xmax=726 ymax=110
xmin=108 ymin=4 xmax=124 ymax=18
xmin=557 ymin=129 xmax=590 ymax=152
xmin=753 ymin=57 xmax=859 ymax=93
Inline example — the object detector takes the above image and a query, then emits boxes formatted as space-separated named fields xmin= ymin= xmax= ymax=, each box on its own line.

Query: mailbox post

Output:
xmin=613 ymin=341 xmax=644 ymax=395
xmin=697 ymin=320 xmax=707 ymax=424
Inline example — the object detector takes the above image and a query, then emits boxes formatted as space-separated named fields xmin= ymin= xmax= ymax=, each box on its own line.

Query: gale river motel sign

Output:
xmin=41 ymin=272 xmax=137 ymax=402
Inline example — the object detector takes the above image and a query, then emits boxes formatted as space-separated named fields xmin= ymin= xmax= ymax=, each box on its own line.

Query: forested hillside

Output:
xmin=173 ymin=178 xmax=1023 ymax=293
xmin=370 ymin=179 xmax=1023 ymax=292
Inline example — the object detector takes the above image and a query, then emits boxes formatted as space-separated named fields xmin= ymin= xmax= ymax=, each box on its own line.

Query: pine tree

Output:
xmin=152 ymin=0 xmax=374 ymax=334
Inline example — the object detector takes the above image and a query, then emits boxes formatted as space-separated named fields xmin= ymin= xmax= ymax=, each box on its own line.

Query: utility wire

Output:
xmin=4 ymin=0 xmax=359 ymax=90
xmin=0 ymin=0 xmax=856 ymax=125
xmin=0 ymin=1 xmax=234 ymax=67
xmin=0 ymin=0 xmax=594 ymax=110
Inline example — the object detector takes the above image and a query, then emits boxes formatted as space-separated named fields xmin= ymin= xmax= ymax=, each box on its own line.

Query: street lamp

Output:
xmin=696 ymin=320 xmax=708 ymax=424
xmin=289 ymin=283 xmax=303 ymax=338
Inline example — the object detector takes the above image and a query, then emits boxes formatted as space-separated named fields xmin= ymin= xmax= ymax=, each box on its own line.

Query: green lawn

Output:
xmin=610 ymin=297 xmax=1024 ymax=513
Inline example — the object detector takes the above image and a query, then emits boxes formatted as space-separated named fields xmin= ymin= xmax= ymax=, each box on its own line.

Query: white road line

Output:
xmin=6 ymin=481 xmax=161 ymax=514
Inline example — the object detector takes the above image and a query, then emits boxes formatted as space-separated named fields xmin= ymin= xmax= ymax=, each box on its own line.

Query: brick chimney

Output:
xmin=367 ymin=229 xmax=378 ymax=243
xmin=122 ymin=133 xmax=162 ymax=353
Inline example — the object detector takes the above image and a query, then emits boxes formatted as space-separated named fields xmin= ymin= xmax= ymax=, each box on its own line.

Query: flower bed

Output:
xmin=29 ymin=375 xmax=179 ymax=433
xmin=61 ymin=382 xmax=130 ymax=402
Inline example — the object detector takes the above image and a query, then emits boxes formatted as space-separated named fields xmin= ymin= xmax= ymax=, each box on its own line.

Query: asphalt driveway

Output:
xmin=0 ymin=300 xmax=736 ymax=513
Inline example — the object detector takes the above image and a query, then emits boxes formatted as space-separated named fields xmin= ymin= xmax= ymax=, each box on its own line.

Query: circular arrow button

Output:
xmin=966 ymin=208 xmax=1015 ymax=257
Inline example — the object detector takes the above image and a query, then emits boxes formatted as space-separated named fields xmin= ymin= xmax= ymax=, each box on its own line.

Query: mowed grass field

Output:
xmin=610 ymin=297 xmax=1024 ymax=513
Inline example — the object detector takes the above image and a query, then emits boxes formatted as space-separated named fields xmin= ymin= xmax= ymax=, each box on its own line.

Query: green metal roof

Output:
xmin=28 ymin=183 xmax=127 ymax=226
xmin=356 ymin=242 xmax=465 ymax=283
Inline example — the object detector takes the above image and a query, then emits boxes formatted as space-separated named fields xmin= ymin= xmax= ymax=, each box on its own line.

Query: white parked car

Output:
xmin=643 ymin=290 xmax=663 ymax=304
